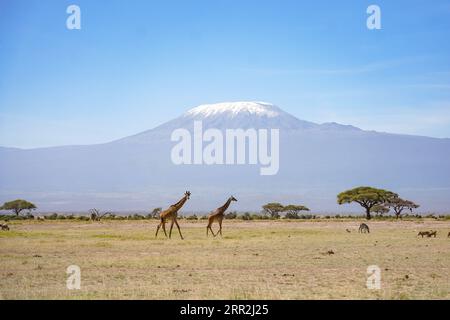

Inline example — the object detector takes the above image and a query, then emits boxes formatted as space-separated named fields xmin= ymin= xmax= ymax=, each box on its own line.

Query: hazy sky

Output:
xmin=1 ymin=0 xmax=450 ymax=148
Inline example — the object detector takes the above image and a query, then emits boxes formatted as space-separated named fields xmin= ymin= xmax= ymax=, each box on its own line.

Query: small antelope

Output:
xmin=358 ymin=223 xmax=370 ymax=233
xmin=418 ymin=231 xmax=430 ymax=238
xmin=0 ymin=224 xmax=10 ymax=231
xmin=346 ymin=229 xmax=351 ymax=233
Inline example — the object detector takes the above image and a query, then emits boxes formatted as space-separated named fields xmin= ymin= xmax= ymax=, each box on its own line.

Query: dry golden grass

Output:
xmin=0 ymin=219 xmax=449 ymax=299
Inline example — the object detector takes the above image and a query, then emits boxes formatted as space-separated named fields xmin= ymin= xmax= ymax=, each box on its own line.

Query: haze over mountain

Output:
xmin=1 ymin=102 xmax=449 ymax=214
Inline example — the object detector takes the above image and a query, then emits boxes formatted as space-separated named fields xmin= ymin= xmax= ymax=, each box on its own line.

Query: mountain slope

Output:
xmin=0 ymin=102 xmax=449 ymax=212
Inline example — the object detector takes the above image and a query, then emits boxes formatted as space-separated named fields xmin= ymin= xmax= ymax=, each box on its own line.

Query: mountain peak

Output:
xmin=185 ymin=101 xmax=282 ymax=118
xmin=125 ymin=101 xmax=367 ymax=143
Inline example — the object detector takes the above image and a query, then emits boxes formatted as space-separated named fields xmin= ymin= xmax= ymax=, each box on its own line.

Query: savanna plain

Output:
xmin=0 ymin=219 xmax=449 ymax=299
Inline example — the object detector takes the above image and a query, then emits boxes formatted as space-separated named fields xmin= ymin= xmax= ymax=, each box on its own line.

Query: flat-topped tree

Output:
xmin=337 ymin=187 xmax=397 ymax=220
xmin=262 ymin=202 xmax=285 ymax=219
xmin=385 ymin=198 xmax=419 ymax=219
xmin=283 ymin=205 xmax=310 ymax=219
xmin=0 ymin=199 xmax=37 ymax=216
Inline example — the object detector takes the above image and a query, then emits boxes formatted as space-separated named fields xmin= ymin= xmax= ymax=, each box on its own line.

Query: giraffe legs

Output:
xmin=174 ymin=219 xmax=184 ymax=239
xmin=155 ymin=221 xmax=161 ymax=238
xmin=162 ymin=221 xmax=168 ymax=237
xmin=218 ymin=218 xmax=223 ymax=237
xmin=207 ymin=224 xmax=216 ymax=237
xmin=169 ymin=220 xmax=175 ymax=239
xmin=155 ymin=219 xmax=168 ymax=238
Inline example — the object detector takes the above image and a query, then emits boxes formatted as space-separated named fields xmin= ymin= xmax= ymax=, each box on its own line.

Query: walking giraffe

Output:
xmin=155 ymin=191 xmax=190 ymax=239
xmin=207 ymin=196 xmax=237 ymax=237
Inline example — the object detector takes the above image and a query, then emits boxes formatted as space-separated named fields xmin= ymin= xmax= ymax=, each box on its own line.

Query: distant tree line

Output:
xmin=0 ymin=187 xmax=439 ymax=222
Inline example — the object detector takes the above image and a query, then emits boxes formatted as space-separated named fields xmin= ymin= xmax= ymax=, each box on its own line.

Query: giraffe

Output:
xmin=155 ymin=191 xmax=190 ymax=239
xmin=206 ymin=196 xmax=237 ymax=237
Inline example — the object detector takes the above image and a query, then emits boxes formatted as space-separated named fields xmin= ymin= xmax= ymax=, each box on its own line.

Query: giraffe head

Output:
xmin=185 ymin=191 xmax=191 ymax=199
xmin=230 ymin=195 xmax=237 ymax=202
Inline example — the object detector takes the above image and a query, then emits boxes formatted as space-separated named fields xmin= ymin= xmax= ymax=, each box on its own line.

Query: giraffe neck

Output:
xmin=219 ymin=198 xmax=232 ymax=213
xmin=172 ymin=195 xmax=188 ymax=211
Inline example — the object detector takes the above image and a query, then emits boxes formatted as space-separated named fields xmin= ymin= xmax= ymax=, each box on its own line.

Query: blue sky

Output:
xmin=1 ymin=0 xmax=450 ymax=148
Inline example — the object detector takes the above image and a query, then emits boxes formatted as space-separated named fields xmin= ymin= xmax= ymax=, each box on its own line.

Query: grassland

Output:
xmin=0 ymin=219 xmax=449 ymax=299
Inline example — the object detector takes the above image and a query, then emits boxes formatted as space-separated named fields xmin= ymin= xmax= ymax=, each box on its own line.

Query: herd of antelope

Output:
xmin=1 ymin=191 xmax=450 ymax=239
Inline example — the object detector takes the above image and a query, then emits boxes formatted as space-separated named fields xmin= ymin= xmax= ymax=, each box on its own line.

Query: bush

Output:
xmin=225 ymin=211 xmax=237 ymax=219
xmin=186 ymin=214 xmax=198 ymax=220
xmin=241 ymin=212 xmax=253 ymax=220
xmin=127 ymin=214 xmax=145 ymax=220
xmin=284 ymin=212 xmax=298 ymax=219
xmin=47 ymin=213 xmax=58 ymax=220
xmin=0 ymin=214 xmax=12 ymax=221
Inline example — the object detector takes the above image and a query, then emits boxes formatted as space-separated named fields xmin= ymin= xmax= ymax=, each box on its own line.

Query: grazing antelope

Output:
xmin=0 ymin=223 xmax=10 ymax=231
xmin=358 ymin=223 xmax=370 ymax=233
xmin=418 ymin=231 xmax=430 ymax=238
xmin=207 ymin=196 xmax=237 ymax=237
xmin=427 ymin=230 xmax=437 ymax=238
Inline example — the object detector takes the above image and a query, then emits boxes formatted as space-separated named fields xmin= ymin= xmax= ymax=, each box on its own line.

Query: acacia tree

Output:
xmin=0 ymin=199 xmax=37 ymax=216
xmin=89 ymin=208 xmax=112 ymax=221
xmin=371 ymin=205 xmax=390 ymax=217
xmin=150 ymin=207 xmax=162 ymax=219
xmin=385 ymin=198 xmax=419 ymax=219
xmin=283 ymin=205 xmax=310 ymax=219
xmin=337 ymin=187 xmax=397 ymax=220
xmin=262 ymin=203 xmax=285 ymax=219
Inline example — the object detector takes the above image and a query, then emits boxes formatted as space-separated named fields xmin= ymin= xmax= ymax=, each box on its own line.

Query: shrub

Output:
xmin=225 ymin=211 xmax=237 ymax=219
xmin=47 ymin=213 xmax=58 ymax=220
xmin=284 ymin=212 xmax=298 ymax=219
xmin=241 ymin=212 xmax=253 ymax=220
xmin=130 ymin=214 xmax=145 ymax=220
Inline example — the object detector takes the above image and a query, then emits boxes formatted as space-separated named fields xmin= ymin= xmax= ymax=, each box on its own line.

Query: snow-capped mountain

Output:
xmin=1 ymin=102 xmax=450 ymax=212
xmin=172 ymin=101 xmax=317 ymax=130
xmin=121 ymin=101 xmax=354 ymax=143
